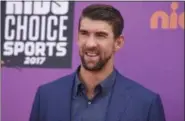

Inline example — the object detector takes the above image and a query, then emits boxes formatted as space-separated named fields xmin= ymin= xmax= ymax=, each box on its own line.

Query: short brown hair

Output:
xmin=79 ymin=4 xmax=124 ymax=38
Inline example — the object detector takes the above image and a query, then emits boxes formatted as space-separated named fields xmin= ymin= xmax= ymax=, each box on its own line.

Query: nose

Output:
xmin=85 ymin=35 xmax=98 ymax=48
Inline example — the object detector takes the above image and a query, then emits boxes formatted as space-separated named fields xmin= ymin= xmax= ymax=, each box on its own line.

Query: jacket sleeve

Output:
xmin=147 ymin=94 xmax=166 ymax=121
xmin=29 ymin=87 xmax=41 ymax=121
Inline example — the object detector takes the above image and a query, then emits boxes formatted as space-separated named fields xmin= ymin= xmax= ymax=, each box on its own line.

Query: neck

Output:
xmin=79 ymin=61 xmax=114 ymax=93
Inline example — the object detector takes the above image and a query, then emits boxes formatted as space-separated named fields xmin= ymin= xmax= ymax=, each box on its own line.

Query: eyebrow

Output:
xmin=79 ymin=29 xmax=109 ymax=36
xmin=79 ymin=29 xmax=88 ymax=33
xmin=95 ymin=31 xmax=108 ymax=37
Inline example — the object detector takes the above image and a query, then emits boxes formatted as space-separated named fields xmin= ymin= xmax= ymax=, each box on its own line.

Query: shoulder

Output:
xmin=38 ymin=72 xmax=75 ymax=93
xmin=116 ymin=71 xmax=159 ymax=102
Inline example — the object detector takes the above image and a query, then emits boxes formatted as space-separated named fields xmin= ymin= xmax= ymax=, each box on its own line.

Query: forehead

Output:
xmin=79 ymin=17 xmax=113 ymax=34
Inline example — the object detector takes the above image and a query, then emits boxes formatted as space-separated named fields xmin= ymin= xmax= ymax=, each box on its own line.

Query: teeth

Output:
xmin=86 ymin=52 xmax=97 ymax=56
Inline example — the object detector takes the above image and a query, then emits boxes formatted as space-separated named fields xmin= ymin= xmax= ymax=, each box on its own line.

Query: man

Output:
xmin=29 ymin=4 xmax=166 ymax=121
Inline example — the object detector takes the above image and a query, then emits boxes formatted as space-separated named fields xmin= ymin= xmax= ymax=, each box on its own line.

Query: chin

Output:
xmin=83 ymin=63 xmax=104 ymax=71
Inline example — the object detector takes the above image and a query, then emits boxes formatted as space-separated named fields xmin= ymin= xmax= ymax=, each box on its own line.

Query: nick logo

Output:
xmin=150 ymin=2 xmax=184 ymax=29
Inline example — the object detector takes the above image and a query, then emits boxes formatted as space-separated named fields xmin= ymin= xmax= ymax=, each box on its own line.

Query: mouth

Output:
xmin=84 ymin=52 xmax=100 ymax=61
xmin=85 ymin=52 xmax=98 ymax=57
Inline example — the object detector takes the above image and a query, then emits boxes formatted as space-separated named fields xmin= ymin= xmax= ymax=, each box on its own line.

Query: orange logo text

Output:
xmin=150 ymin=2 xmax=184 ymax=29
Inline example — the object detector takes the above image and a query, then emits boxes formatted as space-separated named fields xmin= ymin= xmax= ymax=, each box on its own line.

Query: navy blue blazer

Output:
xmin=29 ymin=69 xmax=166 ymax=121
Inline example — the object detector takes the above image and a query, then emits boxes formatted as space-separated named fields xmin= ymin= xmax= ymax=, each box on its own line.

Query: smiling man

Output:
xmin=29 ymin=4 xmax=166 ymax=121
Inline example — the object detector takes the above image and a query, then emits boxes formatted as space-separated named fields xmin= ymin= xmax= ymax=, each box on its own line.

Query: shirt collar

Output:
xmin=73 ymin=67 xmax=116 ymax=96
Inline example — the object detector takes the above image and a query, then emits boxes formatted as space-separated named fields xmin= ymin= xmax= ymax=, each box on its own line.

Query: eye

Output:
xmin=96 ymin=32 xmax=107 ymax=38
xmin=79 ymin=30 xmax=88 ymax=36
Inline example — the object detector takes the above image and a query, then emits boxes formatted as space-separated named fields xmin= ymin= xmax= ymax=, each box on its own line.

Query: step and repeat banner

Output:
xmin=1 ymin=1 xmax=74 ymax=68
xmin=1 ymin=1 xmax=184 ymax=121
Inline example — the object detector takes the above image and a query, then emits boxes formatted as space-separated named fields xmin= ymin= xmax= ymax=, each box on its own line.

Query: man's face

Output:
xmin=78 ymin=17 xmax=120 ymax=71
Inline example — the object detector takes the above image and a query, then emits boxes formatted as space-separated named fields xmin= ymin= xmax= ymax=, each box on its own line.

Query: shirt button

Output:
xmin=88 ymin=101 xmax=91 ymax=104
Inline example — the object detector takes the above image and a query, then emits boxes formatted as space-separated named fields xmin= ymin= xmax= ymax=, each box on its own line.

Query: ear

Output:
xmin=114 ymin=35 xmax=124 ymax=52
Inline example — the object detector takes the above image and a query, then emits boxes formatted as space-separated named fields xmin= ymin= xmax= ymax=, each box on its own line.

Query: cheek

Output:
xmin=77 ymin=37 xmax=85 ymax=46
xmin=77 ymin=41 xmax=85 ymax=50
xmin=100 ymin=42 xmax=114 ymax=52
xmin=100 ymin=46 xmax=113 ymax=57
xmin=79 ymin=45 xmax=86 ymax=55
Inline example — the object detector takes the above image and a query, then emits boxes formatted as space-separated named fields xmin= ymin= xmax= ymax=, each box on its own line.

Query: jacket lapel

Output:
xmin=106 ymin=71 xmax=132 ymax=121
xmin=52 ymin=72 xmax=76 ymax=121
